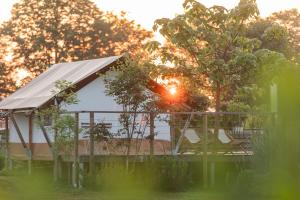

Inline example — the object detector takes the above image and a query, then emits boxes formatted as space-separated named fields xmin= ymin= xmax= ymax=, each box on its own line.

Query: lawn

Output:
xmin=0 ymin=176 xmax=224 ymax=200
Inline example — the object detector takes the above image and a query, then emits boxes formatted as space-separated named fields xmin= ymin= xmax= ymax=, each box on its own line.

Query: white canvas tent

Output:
xmin=0 ymin=55 xmax=122 ymax=110
xmin=0 ymin=55 xmax=171 ymax=161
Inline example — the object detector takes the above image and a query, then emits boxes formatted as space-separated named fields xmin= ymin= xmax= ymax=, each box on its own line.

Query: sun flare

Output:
xmin=169 ymin=87 xmax=177 ymax=95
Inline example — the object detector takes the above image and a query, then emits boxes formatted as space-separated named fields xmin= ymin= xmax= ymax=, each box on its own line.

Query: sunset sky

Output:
xmin=1 ymin=0 xmax=299 ymax=39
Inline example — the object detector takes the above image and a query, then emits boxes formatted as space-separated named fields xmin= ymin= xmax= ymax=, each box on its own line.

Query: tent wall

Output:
xmin=8 ymin=76 xmax=171 ymax=160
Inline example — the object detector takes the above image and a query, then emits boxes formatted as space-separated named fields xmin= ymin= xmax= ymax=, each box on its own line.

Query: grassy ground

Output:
xmin=0 ymin=176 xmax=224 ymax=200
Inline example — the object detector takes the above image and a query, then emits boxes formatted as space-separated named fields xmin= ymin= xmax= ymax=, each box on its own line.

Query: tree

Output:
xmin=151 ymin=0 xmax=260 ymax=113
xmin=104 ymin=56 xmax=157 ymax=170
xmin=0 ymin=62 xmax=15 ymax=98
xmin=268 ymin=9 xmax=300 ymax=60
xmin=246 ymin=9 xmax=300 ymax=60
xmin=0 ymin=0 xmax=152 ymax=94
xmin=36 ymin=80 xmax=79 ymax=181
xmin=37 ymin=80 xmax=79 ymax=156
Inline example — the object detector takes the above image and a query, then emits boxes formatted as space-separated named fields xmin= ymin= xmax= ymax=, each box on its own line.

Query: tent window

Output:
xmin=81 ymin=122 xmax=112 ymax=129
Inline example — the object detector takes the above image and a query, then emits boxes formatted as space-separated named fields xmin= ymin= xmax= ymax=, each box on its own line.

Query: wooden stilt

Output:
xmin=170 ymin=114 xmax=176 ymax=154
xmin=5 ymin=116 xmax=9 ymax=170
xmin=58 ymin=157 xmax=62 ymax=179
xmin=28 ymin=113 xmax=33 ymax=155
xmin=28 ymin=113 xmax=33 ymax=175
xmin=74 ymin=112 xmax=79 ymax=188
xmin=68 ymin=162 xmax=72 ymax=184
xmin=53 ymin=123 xmax=58 ymax=182
xmin=203 ymin=114 xmax=208 ymax=189
xmin=149 ymin=112 xmax=155 ymax=157
xmin=89 ymin=112 xmax=95 ymax=176
xmin=210 ymin=162 xmax=215 ymax=187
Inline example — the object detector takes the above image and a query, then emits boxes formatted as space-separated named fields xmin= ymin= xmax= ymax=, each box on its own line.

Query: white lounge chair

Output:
xmin=184 ymin=128 xmax=201 ymax=144
xmin=218 ymin=129 xmax=231 ymax=144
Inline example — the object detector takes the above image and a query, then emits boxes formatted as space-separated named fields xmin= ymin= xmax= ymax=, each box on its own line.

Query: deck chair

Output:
xmin=184 ymin=128 xmax=201 ymax=144
xmin=179 ymin=128 xmax=202 ymax=154
xmin=218 ymin=129 xmax=231 ymax=144
xmin=217 ymin=129 xmax=248 ymax=154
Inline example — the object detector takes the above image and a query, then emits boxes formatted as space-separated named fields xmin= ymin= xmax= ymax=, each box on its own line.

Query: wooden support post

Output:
xmin=38 ymin=116 xmax=53 ymax=150
xmin=10 ymin=113 xmax=32 ymax=174
xmin=37 ymin=114 xmax=54 ymax=177
xmin=89 ymin=112 xmax=95 ymax=176
xmin=53 ymin=117 xmax=58 ymax=182
xmin=28 ymin=113 xmax=33 ymax=175
xmin=74 ymin=112 xmax=79 ymax=188
xmin=5 ymin=116 xmax=10 ymax=170
xmin=68 ymin=162 xmax=72 ymax=184
xmin=28 ymin=113 xmax=33 ymax=155
xmin=170 ymin=114 xmax=176 ymax=154
xmin=211 ymin=112 xmax=218 ymax=188
xmin=203 ymin=114 xmax=208 ymax=189
xmin=210 ymin=162 xmax=215 ymax=187
xmin=149 ymin=112 xmax=155 ymax=157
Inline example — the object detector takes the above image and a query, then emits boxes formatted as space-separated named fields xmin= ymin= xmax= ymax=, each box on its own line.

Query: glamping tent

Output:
xmin=0 ymin=55 xmax=171 ymax=161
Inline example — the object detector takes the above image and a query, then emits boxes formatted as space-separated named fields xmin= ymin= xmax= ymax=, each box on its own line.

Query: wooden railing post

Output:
xmin=170 ymin=113 xmax=175 ymax=154
xmin=74 ymin=112 xmax=79 ymax=188
xmin=203 ymin=114 xmax=208 ymax=189
xmin=149 ymin=112 xmax=155 ymax=157
xmin=28 ymin=113 xmax=33 ymax=175
xmin=5 ymin=116 xmax=10 ymax=170
xmin=89 ymin=112 xmax=95 ymax=176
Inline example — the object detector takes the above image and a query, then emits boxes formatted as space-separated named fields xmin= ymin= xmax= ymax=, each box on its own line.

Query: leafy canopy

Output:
xmin=150 ymin=0 xmax=260 ymax=111
xmin=0 ymin=0 xmax=152 ymax=96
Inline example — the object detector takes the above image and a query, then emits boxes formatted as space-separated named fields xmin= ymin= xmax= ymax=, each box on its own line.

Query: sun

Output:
xmin=169 ymin=87 xmax=177 ymax=95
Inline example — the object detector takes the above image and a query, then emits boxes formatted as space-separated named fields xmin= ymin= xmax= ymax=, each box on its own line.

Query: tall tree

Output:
xmin=151 ymin=0 xmax=260 ymax=112
xmin=104 ymin=56 xmax=157 ymax=169
xmin=0 ymin=0 xmax=151 ymax=93
xmin=246 ymin=19 xmax=289 ymax=55
xmin=268 ymin=9 xmax=300 ymax=59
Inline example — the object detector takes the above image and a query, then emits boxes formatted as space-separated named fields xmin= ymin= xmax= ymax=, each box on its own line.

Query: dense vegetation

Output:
xmin=1 ymin=0 xmax=300 ymax=199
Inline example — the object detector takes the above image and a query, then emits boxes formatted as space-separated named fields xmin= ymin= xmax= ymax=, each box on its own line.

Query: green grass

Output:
xmin=0 ymin=175 xmax=223 ymax=200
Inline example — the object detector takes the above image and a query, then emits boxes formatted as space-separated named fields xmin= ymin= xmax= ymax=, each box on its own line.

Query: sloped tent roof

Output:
xmin=0 ymin=55 xmax=122 ymax=110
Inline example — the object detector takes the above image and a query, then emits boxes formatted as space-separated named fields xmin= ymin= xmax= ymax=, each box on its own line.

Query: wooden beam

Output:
xmin=37 ymin=116 xmax=53 ymax=149
xmin=173 ymin=113 xmax=194 ymax=154
xmin=10 ymin=113 xmax=32 ymax=173
xmin=149 ymin=113 xmax=155 ymax=157
xmin=10 ymin=113 xmax=28 ymax=149
xmin=28 ymin=113 xmax=33 ymax=155
xmin=89 ymin=112 xmax=95 ymax=176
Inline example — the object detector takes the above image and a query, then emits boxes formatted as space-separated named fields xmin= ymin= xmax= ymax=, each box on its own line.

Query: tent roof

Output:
xmin=0 ymin=55 xmax=122 ymax=110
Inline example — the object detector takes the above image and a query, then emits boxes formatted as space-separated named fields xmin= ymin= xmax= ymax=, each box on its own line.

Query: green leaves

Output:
xmin=0 ymin=0 xmax=152 ymax=95
xmin=104 ymin=56 xmax=154 ymax=111
xmin=37 ymin=79 xmax=79 ymax=156
xmin=51 ymin=80 xmax=78 ymax=105
xmin=151 ymin=0 xmax=260 ymax=111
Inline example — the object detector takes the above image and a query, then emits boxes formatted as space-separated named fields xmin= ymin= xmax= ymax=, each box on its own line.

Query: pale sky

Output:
xmin=0 ymin=0 xmax=299 ymax=33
